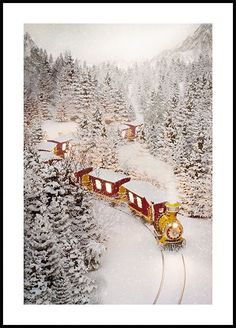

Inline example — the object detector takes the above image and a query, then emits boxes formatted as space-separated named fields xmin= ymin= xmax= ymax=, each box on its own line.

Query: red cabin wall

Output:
xmin=75 ymin=168 xmax=93 ymax=183
xmin=47 ymin=140 xmax=70 ymax=158
xmin=90 ymin=177 xmax=130 ymax=199
xmin=90 ymin=176 xmax=115 ymax=197
xmin=54 ymin=141 xmax=70 ymax=158
xmin=126 ymin=189 xmax=149 ymax=217
xmin=113 ymin=178 xmax=131 ymax=195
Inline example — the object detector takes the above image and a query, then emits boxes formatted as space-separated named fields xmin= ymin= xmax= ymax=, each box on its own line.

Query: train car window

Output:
xmin=128 ymin=192 xmax=134 ymax=203
xmin=95 ymin=179 xmax=102 ymax=190
xmin=62 ymin=143 xmax=67 ymax=151
xmin=136 ymin=196 xmax=142 ymax=208
xmin=105 ymin=182 xmax=112 ymax=193
xmin=159 ymin=207 xmax=164 ymax=213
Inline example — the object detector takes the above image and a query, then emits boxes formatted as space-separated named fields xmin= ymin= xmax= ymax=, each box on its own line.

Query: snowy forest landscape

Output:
xmin=24 ymin=24 xmax=212 ymax=305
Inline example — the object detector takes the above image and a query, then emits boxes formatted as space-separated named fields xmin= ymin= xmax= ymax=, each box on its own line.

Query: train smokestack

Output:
xmin=165 ymin=202 xmax=181 ymax=214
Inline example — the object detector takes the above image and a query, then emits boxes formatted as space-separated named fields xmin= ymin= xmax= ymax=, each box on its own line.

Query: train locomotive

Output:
xmin=155 ymin=202 xmax=185 ymax=249
xmin=74 ymin=167 xmax=186 ymax=249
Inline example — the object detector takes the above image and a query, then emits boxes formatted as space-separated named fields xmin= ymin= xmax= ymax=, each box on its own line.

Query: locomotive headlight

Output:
xmin=165 ymin=221 xmax=183 ymax=240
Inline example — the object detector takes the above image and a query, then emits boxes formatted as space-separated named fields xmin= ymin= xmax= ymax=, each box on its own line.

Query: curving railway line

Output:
xmin=112 ymin=205 xmax=187 ymax=305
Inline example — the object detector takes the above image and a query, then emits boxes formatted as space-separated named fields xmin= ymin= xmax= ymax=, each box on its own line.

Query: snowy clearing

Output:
xmin=42 ymin=120 xmax=78 ymax=140
xmin=180 ymin=215 xmax=212 ymax=304
xmin=91 ymin=199 xmax=162 ymax=304
xmin=92 ymin=199 xmax=212 ymax=304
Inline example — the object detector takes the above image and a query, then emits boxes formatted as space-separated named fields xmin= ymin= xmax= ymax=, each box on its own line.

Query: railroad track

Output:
xmin=178 ymin=253 xmax=186 ymax=304
xmin=108 ymin=203 xmax=187 ymax=304
xmin=151 ymin=249 xmax=186 ymax=304
xmin=142 ymin=223 xmax=187 ymax=305
xmin=153 ymin=250 xmax=165 ymax=304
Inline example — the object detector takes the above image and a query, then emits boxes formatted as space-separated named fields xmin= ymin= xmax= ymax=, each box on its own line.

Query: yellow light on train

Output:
xmin=172 ymin=222 xmax=178 ymax=228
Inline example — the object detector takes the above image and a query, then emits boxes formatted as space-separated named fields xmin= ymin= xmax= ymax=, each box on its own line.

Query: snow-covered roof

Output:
xmin=47 ymin=134 xmax=74 ymax=143
xmin=120 ymin=121 xmax=143 ymax=131
xmin=120 ymin=124 xmax=131 ymax=131
xmin=89 ymin=168 xmax=128 ymax=183
xmin=127 ymin=120 xmax=143 ymax=126
xmin=74 ymin=163 xmax=93 ymax=172
xmin=123 ymin=180 xmax=167 ymax=204
xmin=37 ymin=141 xmax=56 ymax=151
xmin=38 ymin=151 xmax=61 ymax=162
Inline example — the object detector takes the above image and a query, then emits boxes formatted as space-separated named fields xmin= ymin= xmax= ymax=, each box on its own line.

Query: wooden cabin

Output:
xmin=88 ymin=168 xmax=131 ymax=201
xmin=47 ymin=137 xmax=72 ymax=158
xmin=122 ymin=180 xmax=167 ymax=223
xmin=120 ymin=122 xmax=144 ymax=141
xmin=74 ymin=166 xmax=93 ymax=187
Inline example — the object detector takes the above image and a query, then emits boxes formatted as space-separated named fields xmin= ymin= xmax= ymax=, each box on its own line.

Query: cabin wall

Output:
xmin=90 ymin=177 xmax=131 ymax=198
xmin=75 ymin=168 xmax=93 ymax=183
xmin=126 ymin=189 xmax=149 ymax=217
xmin=113 ymin=178 xmax=131 ymax=194
xmin=54 ymin=142 xmax=70 ymax=158
xmin=90 ymin=176 xmax=116 ymax=197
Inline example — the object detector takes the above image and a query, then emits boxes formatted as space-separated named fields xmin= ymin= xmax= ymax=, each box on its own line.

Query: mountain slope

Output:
xmin=151 ymin=24 xmax=212 ymax=65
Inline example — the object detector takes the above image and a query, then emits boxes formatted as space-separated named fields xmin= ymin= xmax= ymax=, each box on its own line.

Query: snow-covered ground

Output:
xmin=42 ymin=120 xmax=78 ymax=140
xmin=180 ymin=215 xmax=212 ymax=304
xmin=92 ymin=199 xmax=212 ymax=304
xmin=91 ymin=200 xmax=162 ymax=304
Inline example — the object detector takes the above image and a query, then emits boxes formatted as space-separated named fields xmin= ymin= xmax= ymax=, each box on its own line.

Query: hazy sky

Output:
xmin=25 ymin=24 xmax=199 ymax=65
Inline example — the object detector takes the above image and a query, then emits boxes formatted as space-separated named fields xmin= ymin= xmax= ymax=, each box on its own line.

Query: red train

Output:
xmin=74 ymin=167 xmax=185 ymax=248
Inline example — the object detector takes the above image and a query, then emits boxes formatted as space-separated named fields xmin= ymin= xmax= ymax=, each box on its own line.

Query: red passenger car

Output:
xmin=88 ymin=168 xmax=131 ymax=200
xmin=122 ymin=180 xmax=167 ymax=223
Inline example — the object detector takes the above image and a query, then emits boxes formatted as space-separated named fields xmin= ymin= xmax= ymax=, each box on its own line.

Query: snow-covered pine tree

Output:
xmin=24 ymin=89 xmax=40 ymax=127
xmin=24 ymin=213 xmax=60 ymax=304
xmin=24 ymin=34 xmax=42 ymax=103
xmin=37 ymin=50 xmax=54 ymax=120
xmin=49 ymin=53 xmax=53 ymax=66
xmin=70 ymin=191 xmax=106 ymax=272
xmin=54 ymin=51 xmax=82 ymax=122
xmin=175 ymin=56 xmax=212 ymax=218
xmin=24 ymin=146 xmax=104 ymax=304
xmin=100 ymin=72 xmax=116 ymax=120
xmin=51 ymin=267 xmax=72 ymax=304
xmin=77 ymin=68 xmax=97 ymax=114
xmin=161 ymin=80 xmax=180 ymax=163
xmin=51 ymin=54 xmax=65 ymax=87
xmin=101 ymin=137 xmax=119 ymax=170
xmin=112 ymin=88 xmax=130 ymax=122
xmin=144 ymin=88 xmax=166 ymax=156
xmin=30 ymin=118 xmax=44 ymax=145
xmin=64 ymin=245 xmax=97 ymax=304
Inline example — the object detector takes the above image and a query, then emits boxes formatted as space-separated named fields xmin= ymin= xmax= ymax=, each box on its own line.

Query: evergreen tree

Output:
xmin=175 ymin=57 xmax=212 ymax=218
xmin=51 ymin=267 xmax=72 ymax=304
xmin=24 ymin=213 xmax=60 ymax=304
xmin=24 ymin=148 xmax=105 ymax=304
xmin=144 ymin=88 xmax=166 ymax=156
